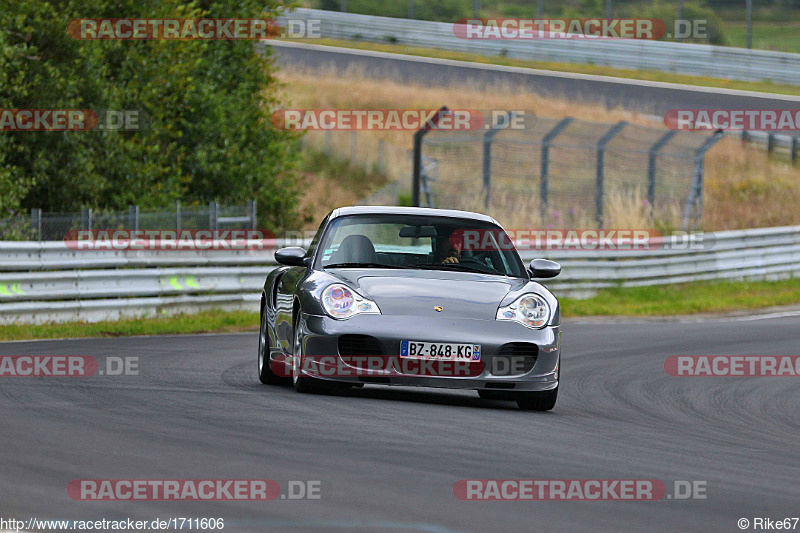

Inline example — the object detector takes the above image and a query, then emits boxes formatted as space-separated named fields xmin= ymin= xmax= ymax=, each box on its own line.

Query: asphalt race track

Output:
xmin=2 ymin=315 xmax=799 ymax=532
xmin=270 ymin=41 xmax=800 ymax=116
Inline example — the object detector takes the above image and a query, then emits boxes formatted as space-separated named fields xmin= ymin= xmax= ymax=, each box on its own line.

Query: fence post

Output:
xmin=408 ymin=0 xmax=414 ymax=18
xmin=209 ymin=201 xmax=218 ymax=231
xmin=540 ymin=117 xmax=573 ymax=217
xmin=378 ymin=139 xmax=385 ymax=173
xmin=81 ymin=207 xmax=93 ymax=231
xmin=682 ymin=130 xmax=724 ymax=230
xmin=413 ymin=106 xmax=449 ymax=207
xmin=767 ymin=132 xmax=775 ymax=154
xmin=482 ymin=111 xmax=518 ymax=210
xmin=647 ymin=130 xmax=677 ymax=208
xmin=30 ymin=208 xmax=42 ymax=241
xmin=247 ymin=200 xmax=258 ymax=230
xmin=176 ymin=201 xmax=181 ymax=231
xmin=419 ymin=155 xmax=438 ymax=208
xmin=595 ymin=121 xmax=627 ymax=226
xmin=792 ymin=136 xmax=798 ymax=165
xmin=128 ymin=205 xmax=139 ymax=230
xmin=482 ymin=129 xmax=496 ymax=210
xmin=351 ymin=130 xmax=357 ymax=165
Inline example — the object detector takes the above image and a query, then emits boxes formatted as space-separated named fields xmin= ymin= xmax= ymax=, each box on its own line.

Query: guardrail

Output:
xmin=1 ymin=226 xmax=800 ymax=324
xmin=278 ymin=8 xmax=800 ymax=85
xmin=0 ymin=240 xmax=281 ymax=324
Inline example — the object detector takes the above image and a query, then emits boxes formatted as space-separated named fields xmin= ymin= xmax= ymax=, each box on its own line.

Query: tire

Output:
xmin=258 ymin=307 xmax=285 ymax=385
xmin=477 ymin=390 xmax=515 ymax=401
xmin=291 ymin=312 xmax=325 ymax=394
xmin=516 ymin=387 xmax=558 ymax=411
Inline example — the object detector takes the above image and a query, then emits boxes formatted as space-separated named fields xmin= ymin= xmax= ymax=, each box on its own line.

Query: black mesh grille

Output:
xmin=491 ymin=343 xmax=539 ymax=376
xmin=338 ymin=335 xmax=383 ymax=356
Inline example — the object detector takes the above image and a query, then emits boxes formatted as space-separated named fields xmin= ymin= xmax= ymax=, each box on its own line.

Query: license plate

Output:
xmin=400 ymin=340 xmax=481 ymax=361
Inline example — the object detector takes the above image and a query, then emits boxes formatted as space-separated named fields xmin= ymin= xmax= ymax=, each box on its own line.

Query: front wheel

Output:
xmin=516 ymin=387 xmax=558 ymax=411
xmin=291 ymin=315 xmax=325 ymax=394
xmin=258 ymin=308 xmax=285 ymax=385
xmin=291 ymin=314 xmax=355 ymax=394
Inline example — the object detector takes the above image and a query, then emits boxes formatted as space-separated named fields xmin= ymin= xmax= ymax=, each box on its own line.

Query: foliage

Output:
xmin=0 ymin=0 xmax=302 ymax=228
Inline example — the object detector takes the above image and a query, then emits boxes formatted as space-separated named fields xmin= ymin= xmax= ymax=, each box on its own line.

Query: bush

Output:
xmin=632 ymin=1 xmax=729 ymax=45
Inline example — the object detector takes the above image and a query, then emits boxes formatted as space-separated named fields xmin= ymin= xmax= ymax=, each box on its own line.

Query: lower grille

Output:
xmin=491 ymin=343 xmax=538 ymax=376
xmin=338 ymin=334 xmax=383 ymax=356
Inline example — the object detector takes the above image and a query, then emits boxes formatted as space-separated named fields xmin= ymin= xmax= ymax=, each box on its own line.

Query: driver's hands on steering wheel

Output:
xmin=441 ymin=256 xmax=459 ymax=264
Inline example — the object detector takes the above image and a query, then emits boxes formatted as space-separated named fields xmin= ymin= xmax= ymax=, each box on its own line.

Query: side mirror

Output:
xmin=529 ymin=258 xmax=561 ymax=279
xmin=275 ymin=247 xmax=309 ymax=267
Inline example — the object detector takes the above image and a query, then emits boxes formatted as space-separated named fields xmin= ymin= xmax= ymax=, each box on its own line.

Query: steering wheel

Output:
xmin=470 ymin=251 xmax=492 ymax=263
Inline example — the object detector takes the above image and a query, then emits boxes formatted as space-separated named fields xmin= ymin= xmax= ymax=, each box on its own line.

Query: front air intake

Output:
xmin=491 ymin=343 xmax=539 ymax=376
xmin=338 ymin=334 xmax=383 ymax=356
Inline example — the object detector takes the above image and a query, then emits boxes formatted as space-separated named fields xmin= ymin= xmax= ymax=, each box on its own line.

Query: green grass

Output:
xmin=284 ymin=38 xmax=800 ymax=96
xmin=0 ymin=310 xmax=259 ymax=342
xmin=562 ymin=278 xmax=800 ymax=317
xmin=723 ymin=22 xmax=800 ymax=53
xmin=3 ymin=278 xmax=800 ymax=341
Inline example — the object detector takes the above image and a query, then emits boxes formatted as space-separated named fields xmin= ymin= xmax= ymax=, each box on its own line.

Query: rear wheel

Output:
xmin=258 ymin=307 xmax=285 ymax=385
xmin=516 ymin=387 xmax=558 ymax=411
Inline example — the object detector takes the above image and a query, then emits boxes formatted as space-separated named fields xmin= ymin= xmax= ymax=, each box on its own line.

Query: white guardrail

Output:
xmin=278 ymin=8 xmax=800 ymax=85
xmin=2 ymin=226 xmax=800 ymax=324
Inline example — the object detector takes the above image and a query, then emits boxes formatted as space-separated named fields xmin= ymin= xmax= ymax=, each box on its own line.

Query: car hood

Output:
xmin=325 ymin=269 xmax=527 ymax=319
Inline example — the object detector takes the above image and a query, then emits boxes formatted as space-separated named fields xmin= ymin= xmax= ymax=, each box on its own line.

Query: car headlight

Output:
xmin=321 ymin=284 xmax=381 ymax=319
xmin=496 ymin=294 xmax=550 ymax=329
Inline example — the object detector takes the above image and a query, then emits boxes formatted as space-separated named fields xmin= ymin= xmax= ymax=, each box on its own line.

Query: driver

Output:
xmin=436 ymin=230 xmax=463 ymax=264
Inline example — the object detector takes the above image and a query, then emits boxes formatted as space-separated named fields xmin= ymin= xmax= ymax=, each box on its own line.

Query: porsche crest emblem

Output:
xmin=434 ymin=306 xmax=443 ymax=312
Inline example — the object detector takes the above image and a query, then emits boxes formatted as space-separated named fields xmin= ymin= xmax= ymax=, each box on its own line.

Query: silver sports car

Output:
xmin=258 ymin=206 xmax=562 ymax=411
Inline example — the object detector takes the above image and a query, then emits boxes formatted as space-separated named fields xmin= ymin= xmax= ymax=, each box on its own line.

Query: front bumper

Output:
xmin=288 ymin=313 xmax=560 ymax=392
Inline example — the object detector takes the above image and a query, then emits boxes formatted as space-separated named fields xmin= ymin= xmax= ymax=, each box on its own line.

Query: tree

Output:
xmin=0 ymin=0 xmax=302 ymax=229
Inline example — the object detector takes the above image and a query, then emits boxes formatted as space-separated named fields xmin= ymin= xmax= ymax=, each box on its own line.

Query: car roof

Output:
xmin=329 ymin=205 xmax=499 ymax=225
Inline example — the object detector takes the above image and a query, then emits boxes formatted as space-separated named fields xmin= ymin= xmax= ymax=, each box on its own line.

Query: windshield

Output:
xmin=314 ymin=214 xmax=526 ymax=278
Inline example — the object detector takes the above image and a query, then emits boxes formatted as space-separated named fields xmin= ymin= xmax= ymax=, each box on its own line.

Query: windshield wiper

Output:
xmin=324 ymin=262 xmax=406 ymax=269
xmin=412 ymin=263 xmax=497 ymax=275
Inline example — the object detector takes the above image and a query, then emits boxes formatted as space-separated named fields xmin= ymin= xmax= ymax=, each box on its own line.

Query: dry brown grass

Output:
xmin=704 ymin=138 xmax=800 ymax=230
xmin=294 ymin=169 xmax=364 ymax=219
xmin=277 ymin=68 xmax=800 ymax=231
